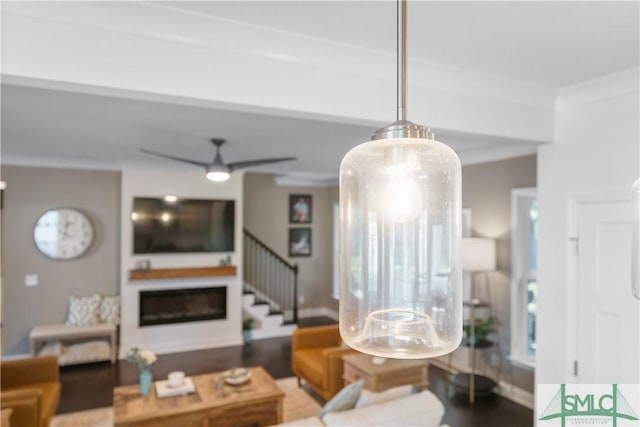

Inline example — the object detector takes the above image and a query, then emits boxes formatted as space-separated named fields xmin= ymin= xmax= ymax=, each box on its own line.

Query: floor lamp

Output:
xmin=461 ymin=237 xmax=496 ymax=403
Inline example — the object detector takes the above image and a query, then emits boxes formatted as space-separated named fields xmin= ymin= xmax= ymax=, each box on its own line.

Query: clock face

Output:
xmin=33 ymin=208 xmax=94 ymax=260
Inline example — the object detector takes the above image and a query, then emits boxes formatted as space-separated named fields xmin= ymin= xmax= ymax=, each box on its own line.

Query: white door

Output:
xmin=576 ymin=197 xmax=640 ymax=383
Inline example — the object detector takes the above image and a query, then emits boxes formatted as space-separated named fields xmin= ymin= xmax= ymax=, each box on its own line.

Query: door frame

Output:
xmin=566 ymin=191 xmax=633 ymax=381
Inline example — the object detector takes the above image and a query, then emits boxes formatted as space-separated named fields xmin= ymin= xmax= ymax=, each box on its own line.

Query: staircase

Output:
xmin=243 ymin=229 xmax=298 ymax=339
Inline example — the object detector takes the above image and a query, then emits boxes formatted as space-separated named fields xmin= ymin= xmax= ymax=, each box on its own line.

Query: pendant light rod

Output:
xmin=397 ymin=0 xmax=407 ymax=122
xmin=371 ymin=0 xmax=433 ymax=141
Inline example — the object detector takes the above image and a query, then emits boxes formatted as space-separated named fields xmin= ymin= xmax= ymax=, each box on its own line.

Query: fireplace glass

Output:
xmin=139 ymin=287 xmax=227 ymax=327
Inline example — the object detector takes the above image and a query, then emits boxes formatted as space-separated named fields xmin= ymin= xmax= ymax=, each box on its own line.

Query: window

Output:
xmin=510 ymin=187 xmax=538 ymax=369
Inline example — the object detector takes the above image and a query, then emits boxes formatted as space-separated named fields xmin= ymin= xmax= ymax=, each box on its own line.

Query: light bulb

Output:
xmin=381 ymin=145 xmax=422 ymax=222
xmin=161 ymin=212 xmax=171 ymax=223
xmin=384 ymin=174 xmax=422 ymax=223
xmin=206 ymin=171 xmax=230 ymax=182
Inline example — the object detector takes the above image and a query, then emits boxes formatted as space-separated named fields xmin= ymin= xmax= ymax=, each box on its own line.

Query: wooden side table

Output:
xmin=342 ymin=353 xmax=429 ymax=392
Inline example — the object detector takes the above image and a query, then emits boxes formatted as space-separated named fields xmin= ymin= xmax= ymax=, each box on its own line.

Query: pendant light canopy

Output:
xmin=338 ymin=0 xmax=462 ymax=358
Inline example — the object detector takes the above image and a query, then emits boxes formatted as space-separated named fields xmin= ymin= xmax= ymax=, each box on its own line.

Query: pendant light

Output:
xmin=338 ymin=0 xmax=462 ymax=358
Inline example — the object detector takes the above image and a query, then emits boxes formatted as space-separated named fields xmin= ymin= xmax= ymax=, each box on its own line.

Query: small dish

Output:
xmin=222 ymin=369 xmax=251 ymax=385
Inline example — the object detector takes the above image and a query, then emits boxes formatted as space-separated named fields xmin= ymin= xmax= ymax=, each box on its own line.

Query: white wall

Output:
xmin=119 ymin=163 xmax=244 ymax=356
xmin=537 ymin=68 xmax=639 ymax=383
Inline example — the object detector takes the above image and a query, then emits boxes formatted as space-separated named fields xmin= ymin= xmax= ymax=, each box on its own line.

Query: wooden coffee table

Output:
xmin=342 ymin=353 xmax=429 ymax=392
xmin=113 ymin=366 xmax=284 ymax=427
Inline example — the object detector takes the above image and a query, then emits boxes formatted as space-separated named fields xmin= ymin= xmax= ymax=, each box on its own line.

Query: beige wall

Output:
xmin=1 ymin=166 xmax=120 ymax=356
xmin=243 ymin=173 xmax=336 ymax=313
xmin=457 ymin=154 xmax=537 ymax=393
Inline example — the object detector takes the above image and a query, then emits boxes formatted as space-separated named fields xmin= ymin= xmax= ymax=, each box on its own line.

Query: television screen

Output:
xmin=132 ymin=197 xmax=235 ymax=254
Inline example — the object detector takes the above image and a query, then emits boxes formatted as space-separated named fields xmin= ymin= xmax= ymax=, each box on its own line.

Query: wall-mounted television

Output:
xmin=132 ymin=197 xmax=235 ymax=254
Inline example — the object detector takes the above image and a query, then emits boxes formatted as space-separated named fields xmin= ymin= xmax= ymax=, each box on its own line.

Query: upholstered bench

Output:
xmin=30 ymin=323 xmax=117 ymax=365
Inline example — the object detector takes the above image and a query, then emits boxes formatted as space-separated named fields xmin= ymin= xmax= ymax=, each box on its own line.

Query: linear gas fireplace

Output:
xmin=139 ymin=287 xmax=227 ymax=327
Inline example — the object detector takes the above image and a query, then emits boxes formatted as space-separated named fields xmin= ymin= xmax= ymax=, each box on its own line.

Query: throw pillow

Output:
xmin=100 ymin=295 xmax=121 ymax=325
xmin=319 ymin=379 xmax=364 ymax=419
xmin=322 ymin=390 xmax=445 ymax=427
xmin=354 ymin=384 xmax=413 ymax=409
xmin=66 ymin=294 xmax=102 ymax=326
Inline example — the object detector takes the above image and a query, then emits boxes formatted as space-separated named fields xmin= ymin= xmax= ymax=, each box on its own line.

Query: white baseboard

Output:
xmin=497 ymin=380 xmax=534 ymax=410
xmin=429 ymin=358 xmax=534 ymax=410
xmin=299 ymin=307 xmax=338 ymax=320
xmin=250 ymin=324 xmax=298 ymax=340
xmin=119 ymin=337 xmax=244 ymax=359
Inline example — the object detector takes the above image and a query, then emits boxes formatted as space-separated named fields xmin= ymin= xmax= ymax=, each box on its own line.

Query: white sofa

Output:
xmin=277 ymin=386 xmax=448 ymax=427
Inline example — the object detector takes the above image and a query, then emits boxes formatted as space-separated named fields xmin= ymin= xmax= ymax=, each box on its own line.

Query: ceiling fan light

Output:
xmin=206 ymin=171 xmax=230 ymax=182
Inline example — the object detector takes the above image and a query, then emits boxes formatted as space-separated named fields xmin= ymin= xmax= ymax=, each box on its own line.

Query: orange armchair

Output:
xmin=291 ymin=324 xmax=358 ymax=401
xmin=1 ymin=356 xmax=61 ymax=427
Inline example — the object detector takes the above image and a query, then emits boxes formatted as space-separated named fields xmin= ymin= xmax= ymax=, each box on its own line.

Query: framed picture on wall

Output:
xmin=289 ymin=228 xmax=312 ymax=257
xmin=289 ymin=194 xmax=312 ymax=224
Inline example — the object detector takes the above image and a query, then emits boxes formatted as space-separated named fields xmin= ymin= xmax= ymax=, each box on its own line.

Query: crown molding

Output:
xmin=556 ymin=67 xmax=640 ymax=110
xmin=1 ymin=155 xmax=121 ymax=171
xmin=2 ymin=3 xmax=554 ymax=144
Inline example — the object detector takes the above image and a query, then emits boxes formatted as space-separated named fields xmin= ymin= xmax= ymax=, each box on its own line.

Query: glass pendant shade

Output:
xmin=339 ymin=136 xmax=463 ymax=358
xmin=632 ymin=178 xmax=640 ymax=299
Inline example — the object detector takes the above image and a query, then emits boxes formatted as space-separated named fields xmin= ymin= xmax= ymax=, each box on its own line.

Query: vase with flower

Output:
xmin=126 ymin=347 xmax=157 ymax=396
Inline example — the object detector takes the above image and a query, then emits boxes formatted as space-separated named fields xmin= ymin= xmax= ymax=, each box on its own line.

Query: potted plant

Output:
xmin=242 ymin=318 xmax=254 ymax=343
xmin=463 ymin=318 xmax=495 ymax=345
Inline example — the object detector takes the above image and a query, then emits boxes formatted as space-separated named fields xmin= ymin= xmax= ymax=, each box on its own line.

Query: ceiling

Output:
xmin=1 ymin=1 xmax=638 ymax=181
xmin=165 ymin=1 xmax=639 ymax=88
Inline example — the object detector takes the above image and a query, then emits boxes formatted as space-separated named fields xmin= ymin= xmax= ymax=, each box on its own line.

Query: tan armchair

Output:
xmin=291 ymin=324 xmax=358 ymax=401
xmin=1 ymin=356 xmax=61 ymax=427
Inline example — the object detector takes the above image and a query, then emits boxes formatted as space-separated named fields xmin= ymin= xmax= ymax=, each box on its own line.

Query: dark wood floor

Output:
xmin=58 ymin=317 xmax=533 ymax=426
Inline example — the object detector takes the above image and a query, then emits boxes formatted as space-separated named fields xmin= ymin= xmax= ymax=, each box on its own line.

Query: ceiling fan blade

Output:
xmin=141 ymin=149 xmax=210 ymax=168
xmin=227 ymin=157 xmax=297 ymax=171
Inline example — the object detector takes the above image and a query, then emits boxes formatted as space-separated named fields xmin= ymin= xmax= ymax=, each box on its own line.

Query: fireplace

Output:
xmin=139 ymin=287 xmax=227 ymax=327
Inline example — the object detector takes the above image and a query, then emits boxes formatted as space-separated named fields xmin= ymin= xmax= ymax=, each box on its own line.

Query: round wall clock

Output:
xmin=33 ymin=208 xmax=94 ymax=260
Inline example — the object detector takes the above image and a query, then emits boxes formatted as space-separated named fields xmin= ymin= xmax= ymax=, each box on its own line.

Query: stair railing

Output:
xmin=243 ymin=229 xmax=298 ymax=324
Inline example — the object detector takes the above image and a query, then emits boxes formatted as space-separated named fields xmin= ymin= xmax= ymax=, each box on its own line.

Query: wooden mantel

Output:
xmin=129 ymin=266 xmax=237 ymax=281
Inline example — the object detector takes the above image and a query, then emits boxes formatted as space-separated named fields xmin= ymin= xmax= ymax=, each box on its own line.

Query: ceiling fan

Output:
xmin=141 ymin=138 xmax=297 ymax=182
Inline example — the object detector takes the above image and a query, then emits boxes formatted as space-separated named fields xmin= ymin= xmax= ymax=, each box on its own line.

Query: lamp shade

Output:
xmin=461 ymin=238 xmax=496 ymax=272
